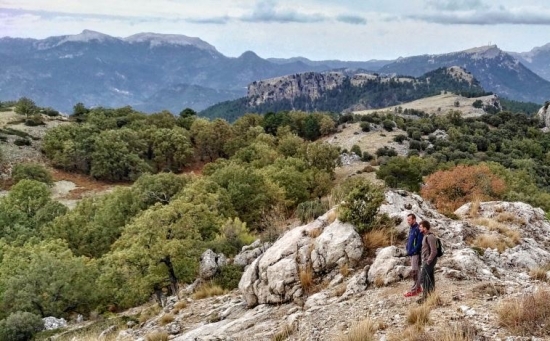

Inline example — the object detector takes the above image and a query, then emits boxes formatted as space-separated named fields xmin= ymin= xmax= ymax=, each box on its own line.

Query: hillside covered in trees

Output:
xmin=201 ymin=67 xmax=492 ymax=121
xmin=1 ymin=95 xmax=550 ymax=339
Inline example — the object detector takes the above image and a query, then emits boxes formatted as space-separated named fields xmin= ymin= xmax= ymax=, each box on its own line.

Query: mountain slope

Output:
xmin=0 ymin=30 xmax=325 ymax=113
xmin=509 ymin=43 xmax=550 ymax=82
xmin=201 ymin=66 xmax=488 ymax=120
xmin=379 ymin=45 xmax=549 ymax=104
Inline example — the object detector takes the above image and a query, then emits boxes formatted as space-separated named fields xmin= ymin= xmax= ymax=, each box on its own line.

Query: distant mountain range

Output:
xmin=0 ymin=30 xmax=328 ymax=113
xmin=1 ymin=30 xmax=550 ymax=114
xmin=378 ymin=45 xmax=550 ymax=104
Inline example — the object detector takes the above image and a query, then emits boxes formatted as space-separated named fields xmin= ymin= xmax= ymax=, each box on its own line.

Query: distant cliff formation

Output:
xmin=248 ymin=72 xmax=396 ymax=106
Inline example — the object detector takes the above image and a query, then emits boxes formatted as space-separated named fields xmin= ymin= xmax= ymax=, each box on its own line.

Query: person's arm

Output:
xmin=426 ymin=235 xmax=437 ymax=264
xmin=413 ymin=229 xmax=423 ymax=255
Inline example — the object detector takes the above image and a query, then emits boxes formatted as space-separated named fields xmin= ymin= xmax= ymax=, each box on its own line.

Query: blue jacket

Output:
xmin=406 ymin=223 xmax=423 ymax=256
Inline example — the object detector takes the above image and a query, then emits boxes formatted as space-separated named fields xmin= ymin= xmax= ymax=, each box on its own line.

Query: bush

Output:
xmin=338 ymin=178 xmax=384 ymax=233
xmin=375 ymin=147 xmax=397 ymax=157
xmin=472 ymin=99 xmax=483 ymax=108
xmin=12 ymin=163 xmax=53 ymax=186
xmin=421 ymin=164 xmax=506 ymax=214
xmin=24 ymin=115 xmax=44 ymax=126
xmin=393 ymin=134 xmax=407 ymax=144
xmin=0 ymin=311 xmax=44 ymax=341
xmin=382 ymin=119 xmax=395 ymax=132
xmin=376 ymin=156 xmax=422 ymax=192
xmin=213 ymin=264 xmax=244 ymax=290
xmin=296 ymin=199 xmax=328 ymax=223
xmin=361 ymin=152 xmax=374 ymax=162
xmin=350 ymin=144 xmax=362 ymax=156
xmin=360 ymin=122 xmax=371 ymax=132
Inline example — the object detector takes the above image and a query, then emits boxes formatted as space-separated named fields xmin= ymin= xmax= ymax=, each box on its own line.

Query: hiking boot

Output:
xmin=404 ymin=289 xmax=420 ymax=297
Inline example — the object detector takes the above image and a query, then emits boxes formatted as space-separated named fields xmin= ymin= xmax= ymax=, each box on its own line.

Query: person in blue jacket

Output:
xmin=404 ymin=213 xmax=423 ymax=297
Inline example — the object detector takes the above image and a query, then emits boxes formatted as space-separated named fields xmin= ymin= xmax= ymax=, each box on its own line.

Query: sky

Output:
xmin=1 ymin=0 xmax=550 ymax=60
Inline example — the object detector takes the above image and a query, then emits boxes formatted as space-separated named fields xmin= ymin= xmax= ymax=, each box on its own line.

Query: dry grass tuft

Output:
xmin=340 ymin=263 xmax=350 ymax=277
xmin=373 ymin=276 xmax=385 ymax=288
xmin=386 ymin=325 xmax=424 ymax=341
xmin=472 ymin=218 xmax=521 ymax=247
xmin=337 ymin=317 xmax=377 ymax=341
xmin=468 ymin=198 xmax=481 ymax=218
xmin=193 ymin=283 xmax=227 ymax=299
xmin=530 ymin=263 xmax=550 ymax=280
xmin=159 ymin=313 xmax=174 ymax=326
xmin=334 ymin=283 xmax=347 ymax=297
xmin=307 ymin=227 xmax=322 ymax=238
xmin=407 ymin=304 xmax=431 ymax=326
xmin=363 ymin=229 xmax=391 ymax=256
xmin=424 ymin=292 xmax=443 ymax=307
xmin=471 ymin=234 xmax=507 ymax=253
xmin=473 ymin=283 xmax=506 ymax=297
xmin=497 ymin=289 xmax=550 ymax=337
xmin=496 ymin=212 xmax=525 ymax=225
xmin=529 ymin=267 xmax=550 ymax=281
xmin=271 ymin=324 xmax=295 ymax=341
xmin=174 ymin=300 xmax=187 ymax=311
xmin=139 ymin=304 xmax=162 ymax=324
xmin=299 ymin=265 xmax=314 ymax=294
xmin=326 ymin=210 xmax=338 ymax=224
xmin=145 ymin=331 xmax=169 ymax=341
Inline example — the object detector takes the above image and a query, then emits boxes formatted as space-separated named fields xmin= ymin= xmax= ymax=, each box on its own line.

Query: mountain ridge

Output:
xmin=379 ymin=45 xmax=550 ymax=104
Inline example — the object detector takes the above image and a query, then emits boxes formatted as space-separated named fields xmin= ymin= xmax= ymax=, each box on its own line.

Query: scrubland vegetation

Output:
xmin=1 ymin=96 xmax=550 ymax=339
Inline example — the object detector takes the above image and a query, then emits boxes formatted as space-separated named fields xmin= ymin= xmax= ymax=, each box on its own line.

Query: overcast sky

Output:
xmin=1 ymin=0 xmax=550 ymax=60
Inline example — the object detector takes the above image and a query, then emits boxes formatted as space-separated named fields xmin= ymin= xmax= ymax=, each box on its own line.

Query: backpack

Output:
xmin=435 ymin=237 xmax=444 ymax=257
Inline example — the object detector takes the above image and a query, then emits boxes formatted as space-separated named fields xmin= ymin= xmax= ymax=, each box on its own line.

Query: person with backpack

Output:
xmin=404 ymin=213 xmax=423 ymax=297
xmin=418 ymin=220 xmax=438 ymax=304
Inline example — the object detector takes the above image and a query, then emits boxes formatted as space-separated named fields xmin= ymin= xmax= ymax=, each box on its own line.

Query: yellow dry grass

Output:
xmin=145 ymin=331 xmax=169 ymax=341
xmin=159 ymin=313 xmax=174 ymax=326
xmin=363 ymin=229 xmax=392 ymax=256
xmin=497 ymin=289 xmax=550 ymax=337
xmin=336 ymin=317 xmax=377 ymax=341
xmin=193 ymin=283 xmax=227 ymax=300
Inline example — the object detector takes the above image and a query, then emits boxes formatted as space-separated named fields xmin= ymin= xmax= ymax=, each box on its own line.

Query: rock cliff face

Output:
xmin=247 ymin=72 xmax=380 ymax=106
xmin=536 ymin=101 xmax=550 ymax=128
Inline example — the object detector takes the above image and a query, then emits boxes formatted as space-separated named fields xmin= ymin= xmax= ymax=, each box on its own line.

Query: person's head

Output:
xmin=419 ymin=220 xmax=431 ymax=234
xmin=406 ymin=213 xmax=416 ymax=226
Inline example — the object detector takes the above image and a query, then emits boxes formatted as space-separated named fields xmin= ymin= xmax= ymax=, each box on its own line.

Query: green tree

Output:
xmin=376 ymin=156 xmax=423 ymax=191
xmin=305 ymin=142 xmax=341 ymax=175
xmin=43 ymin=187 xmax=141 ymax=258
xmin=14 ymin=98 xmax=37 ymax=117
xmin=148 ymin=127 xmax=193 ymax=172
xmin=0 ymin=240 xmax=98 ymax=318
xmin=72 ymin=102 xmax=89 ymax=122
xmin=90 ymin=129 xmax=150 ymax=181
xmin=0 ymin=311 xmax=44 ymax=341
xmin=338 ymin=178 xmax=385 ymax=233
xmin=210 ymin=162 xmax=280 ymax=229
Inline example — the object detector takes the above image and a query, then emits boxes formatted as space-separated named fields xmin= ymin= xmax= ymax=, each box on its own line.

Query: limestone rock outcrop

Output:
xmin=536 ymin=101 xmax=550 ymax=128
xmin=238 ymin=210 xmax=363 ymax=307
xmin=199 ymin=249 xmax=227 ymax=280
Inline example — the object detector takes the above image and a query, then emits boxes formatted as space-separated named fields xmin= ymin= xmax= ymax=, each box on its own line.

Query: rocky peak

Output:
xmin=462 ymin=44 xmax=504 ymax=59
xmin=124 ymin=32 xmax=218 ymax=52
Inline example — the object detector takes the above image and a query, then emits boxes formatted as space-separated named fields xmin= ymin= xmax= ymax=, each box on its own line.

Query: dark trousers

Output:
xmin=421 ymin=258 xmax=437 ymax=299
